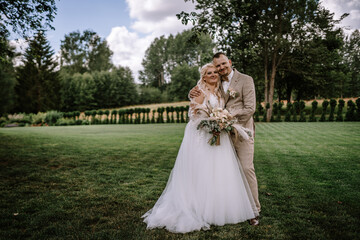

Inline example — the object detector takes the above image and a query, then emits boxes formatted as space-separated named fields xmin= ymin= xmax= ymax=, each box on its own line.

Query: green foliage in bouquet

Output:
xmin=197 ymin=120 xmax=223 ymax=145
xmin=320 ymin=100 xmax=329 ymax=122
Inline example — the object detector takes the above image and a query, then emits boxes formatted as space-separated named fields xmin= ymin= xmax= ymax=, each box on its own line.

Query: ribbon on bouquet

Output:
xmin=232 ymin=124 xmax=253 ymax=142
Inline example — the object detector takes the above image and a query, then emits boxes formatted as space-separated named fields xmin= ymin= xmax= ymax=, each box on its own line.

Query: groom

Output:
xmin=190 ymin=52 xmax=260 ymax=225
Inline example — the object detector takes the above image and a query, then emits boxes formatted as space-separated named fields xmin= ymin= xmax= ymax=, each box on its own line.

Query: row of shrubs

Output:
xmin=0 ymin=106 xmax=190 ymax=127
xmin=254 ymin=98 xmax=360 ymax=122
xmin=1 ymin=98 xmax=359 ymax=127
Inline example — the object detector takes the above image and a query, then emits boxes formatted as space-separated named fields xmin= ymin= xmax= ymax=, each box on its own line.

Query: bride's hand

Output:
xmin=189 ymin=86 xmax=202 ymax=99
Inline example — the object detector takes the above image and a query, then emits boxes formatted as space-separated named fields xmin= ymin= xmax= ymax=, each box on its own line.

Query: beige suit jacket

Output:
xmin=220 ymin=69 xmax=256 ymax=132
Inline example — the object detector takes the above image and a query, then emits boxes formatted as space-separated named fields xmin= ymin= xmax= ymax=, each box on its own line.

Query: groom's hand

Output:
xmin=189 ymin=86 xmax=201 ymax=99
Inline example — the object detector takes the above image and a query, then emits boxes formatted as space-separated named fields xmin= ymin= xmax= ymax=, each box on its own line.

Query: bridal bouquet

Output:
xmin=197 ymin=107 xmax=252 ymax=146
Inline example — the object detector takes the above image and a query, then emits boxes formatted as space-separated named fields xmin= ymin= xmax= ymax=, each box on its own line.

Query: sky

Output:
xmin=10 ymin=0 xmax=360 ymax=83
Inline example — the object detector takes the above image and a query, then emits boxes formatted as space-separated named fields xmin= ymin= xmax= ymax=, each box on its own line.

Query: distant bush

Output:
xmin=309 ymin=100 xmax=318 ymax=122
xmin=328 ymin=99 xmax=337 ymax=121
xmin=276 ymin=102 xmax=283 ymax=122
xmin=320 ymin=100 xmax=329 ymax=122
xmin=285 ymin=102 xmax=292 ymax=122
xmin=299 ymin=101 xmax=306 ymax=122
xmin=31 ymin=112 xmax=47 ymax=125
xmin=45 ymin=111 xmax=63 ymax=125
xmin=55 ymin=118 xmax=75 ymax=126
xmin=345 ymin=100 xmax=356 ymax=121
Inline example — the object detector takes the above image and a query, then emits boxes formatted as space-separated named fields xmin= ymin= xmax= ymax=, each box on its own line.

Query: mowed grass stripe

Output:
xmin=0 ymin=123 xmax=359 ymax=240
xmin=254 ymin=122 xmax=360 ymax=240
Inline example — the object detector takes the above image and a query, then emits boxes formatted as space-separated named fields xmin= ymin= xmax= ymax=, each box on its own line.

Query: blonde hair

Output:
xmin=197 ymin=63 xmax=221 ymax=99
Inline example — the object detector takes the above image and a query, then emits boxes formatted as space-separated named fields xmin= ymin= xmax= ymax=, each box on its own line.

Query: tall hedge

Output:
xmin=320 ymin=100 xmax=329 ymax=122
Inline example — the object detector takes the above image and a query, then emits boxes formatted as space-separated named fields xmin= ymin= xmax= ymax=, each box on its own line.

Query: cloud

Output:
xmin=321 ymin=0 xmax=360 ymax=31
xmin=9 ymin=39 xmax=28 ymax=66
xmin=126 ymin=0 xmax=195 ymax=35
xmin=106 ymin=26 xmax=154 ymax=82
xmin=107 ymin=0 xmax=197 ymax=82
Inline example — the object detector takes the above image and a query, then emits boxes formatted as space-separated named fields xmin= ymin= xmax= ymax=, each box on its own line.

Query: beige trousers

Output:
xmin=231 ymin=135 xmax=261 ymax=213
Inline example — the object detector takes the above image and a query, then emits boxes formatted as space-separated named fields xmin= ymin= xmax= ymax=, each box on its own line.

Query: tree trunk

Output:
xmin=264 ymin=43 xmax=269 ymax=103
xmin=266 ymin=54 xmax=277 ymax=122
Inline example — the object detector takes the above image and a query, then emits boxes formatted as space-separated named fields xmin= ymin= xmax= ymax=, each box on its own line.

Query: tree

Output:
xmin=275 ymin=29 xmax=345 ymax=101
xmin=138 ymin=86 xmax=165 ymax=104
xmin=0 ymin=0 xmax=57 ymax=62
xmin=169 ymin=64 xmax=199 ymax=101
xmin=139 ymin=36 xmax=168 ymax=89
xmin=139 ymin=30 xmax=214 ymax=90
xmin=88 ymin=35 xmax=113 ymax=72
xmin=0 ymin=0 xmax=56 ymax=36
xmin=60 ymin=30 xmax=113 ymax=74
xmin=178 ymin=0 xmax=347 ymax=121
xmin=343 ymin=30 xmax=360 ymax=97
xmin=15 ymin=31 xmax=60 ymax=113
xmin=0 ymin=39 xmax=17 ymax=114
xmin=60 ymin=66 xmax=138 ymax=111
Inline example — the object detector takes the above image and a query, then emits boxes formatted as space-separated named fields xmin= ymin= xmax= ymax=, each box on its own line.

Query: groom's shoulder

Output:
xmin=234 ymin=69 xmax=253 ymax=81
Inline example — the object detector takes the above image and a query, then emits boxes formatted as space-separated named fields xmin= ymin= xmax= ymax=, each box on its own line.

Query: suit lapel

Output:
xmin=219 ymin=83 xmax=226 ymax=99
xmin=224 ymin=69 xmax=240 ymax=103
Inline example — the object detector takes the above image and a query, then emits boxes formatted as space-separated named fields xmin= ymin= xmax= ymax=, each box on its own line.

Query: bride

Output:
xmin=142 ymin=63 xmax=259 ymax=233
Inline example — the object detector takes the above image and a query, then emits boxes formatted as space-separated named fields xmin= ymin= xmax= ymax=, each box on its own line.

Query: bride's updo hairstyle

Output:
xmin=197 ymin=63 xmax=221 ymax=99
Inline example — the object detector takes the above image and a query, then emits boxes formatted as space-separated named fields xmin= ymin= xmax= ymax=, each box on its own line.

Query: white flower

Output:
xmin=227 ymin=88 xmax=238 ymax=98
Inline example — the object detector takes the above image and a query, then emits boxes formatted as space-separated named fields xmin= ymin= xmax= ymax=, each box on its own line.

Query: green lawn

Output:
xmin=0 ymin=123 xmax=359 ymax=240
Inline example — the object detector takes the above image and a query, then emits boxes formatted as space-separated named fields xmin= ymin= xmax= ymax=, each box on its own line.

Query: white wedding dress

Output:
xmin=142 ymin=93 xmax=259 ymax=233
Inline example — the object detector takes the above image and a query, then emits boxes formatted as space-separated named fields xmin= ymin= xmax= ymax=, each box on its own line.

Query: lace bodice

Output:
xmin=189 ymin=92 xmax=224 ymax=120
xmin=208 ymin=93 xmax=222 ymax=109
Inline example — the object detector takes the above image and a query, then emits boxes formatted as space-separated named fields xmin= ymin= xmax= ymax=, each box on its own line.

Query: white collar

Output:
xmin=227 ymin=69 xmax=234 ymax=81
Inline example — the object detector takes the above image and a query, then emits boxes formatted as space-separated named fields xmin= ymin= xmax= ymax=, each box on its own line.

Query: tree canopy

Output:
xmin=60 ymin=30 xmax=113 ymax=74
xmin=139 ymin=30 xmax=214 ymax=90
xmin=15 ymin=31 xmax=60 ymax=113
xmin=178 ymin=0 xmax=348 ymax=121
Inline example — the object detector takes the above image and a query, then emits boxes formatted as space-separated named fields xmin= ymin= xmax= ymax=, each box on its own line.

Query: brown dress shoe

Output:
xmin=249 ymin=216 xmax=259 ymax=226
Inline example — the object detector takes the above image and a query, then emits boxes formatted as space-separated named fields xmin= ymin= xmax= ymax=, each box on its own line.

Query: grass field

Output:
xmin=0 ymin=123 xmax=359 ymax=239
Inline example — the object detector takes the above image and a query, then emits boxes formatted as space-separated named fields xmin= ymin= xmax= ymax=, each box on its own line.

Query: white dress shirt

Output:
xmin=222 ymin=69 xmax=234 ymax=93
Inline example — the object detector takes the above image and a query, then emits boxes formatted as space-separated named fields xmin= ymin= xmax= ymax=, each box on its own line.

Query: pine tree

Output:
xmin=15 ymin=31 xmax=60 ymax=113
